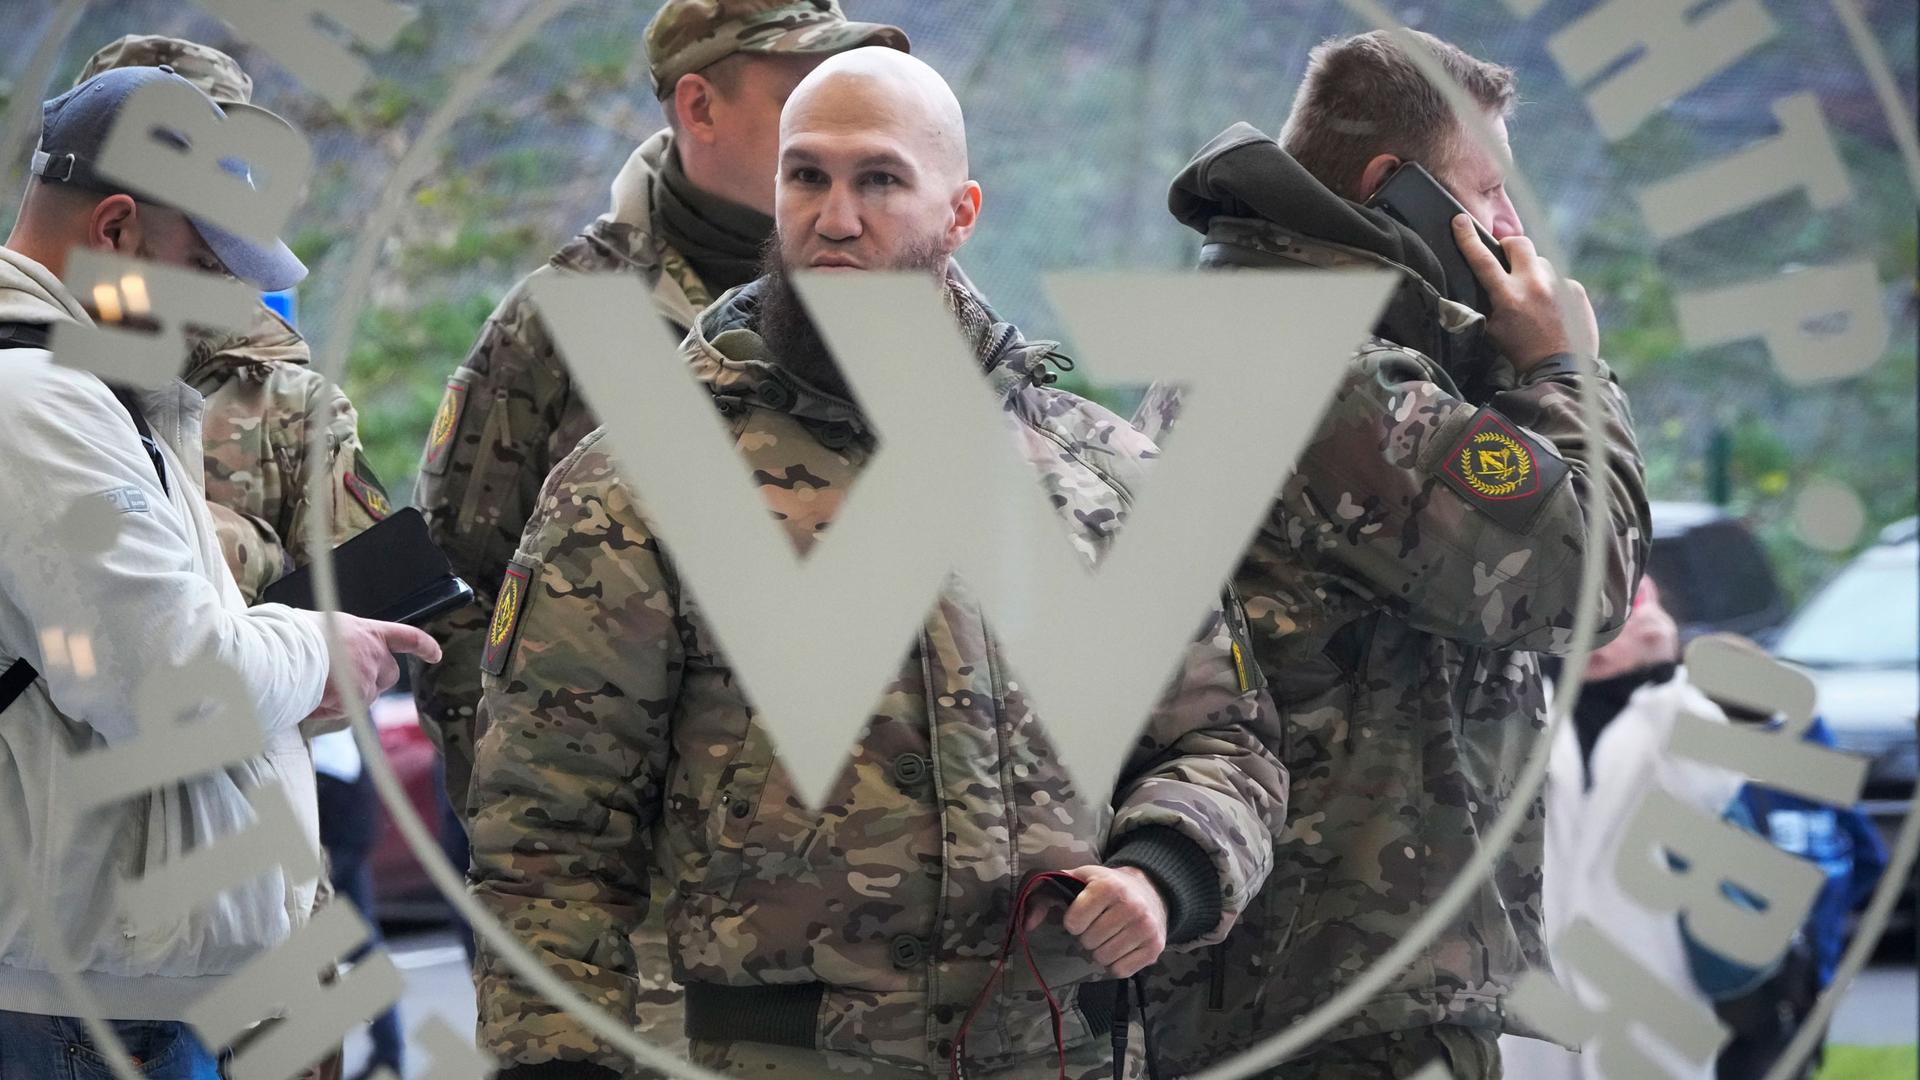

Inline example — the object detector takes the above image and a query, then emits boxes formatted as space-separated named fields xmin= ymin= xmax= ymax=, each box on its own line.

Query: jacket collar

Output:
xmin=1170 ymin=123 xmax=1496 ymax=376
xmin=0 ymin=245 xmax=91 ymax=328
xmin=608 ymin=127 xmax=674 ymax=230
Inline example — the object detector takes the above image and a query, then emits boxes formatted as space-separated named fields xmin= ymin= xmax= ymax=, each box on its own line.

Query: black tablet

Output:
xmin=260 ymin=507 xmax=475 ymax=627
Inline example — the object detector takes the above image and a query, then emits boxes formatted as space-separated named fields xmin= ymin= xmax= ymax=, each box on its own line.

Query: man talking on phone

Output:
xmin=1133 ymin=30 xmax=1650 ymax=1079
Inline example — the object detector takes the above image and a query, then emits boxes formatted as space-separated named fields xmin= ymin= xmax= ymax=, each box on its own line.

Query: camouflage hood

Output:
xmin=184 ymin=295 xmax=389 ymax=605
xmin=683 ymin=272 xmax=1070 ymax=437
xmin=1170 ymin=123 xmax=1491 ymax=375
xmin=182 ymin=302 xmax=310 ymax=389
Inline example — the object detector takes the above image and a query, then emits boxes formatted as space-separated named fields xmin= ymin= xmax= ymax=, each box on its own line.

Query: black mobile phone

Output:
xmin=1365 ymin=161 xmax=1510 ymax=314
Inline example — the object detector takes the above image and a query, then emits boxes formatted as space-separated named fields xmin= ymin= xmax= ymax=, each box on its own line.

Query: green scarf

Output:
xmin=654 ymin=149 xmax=773 ymax=292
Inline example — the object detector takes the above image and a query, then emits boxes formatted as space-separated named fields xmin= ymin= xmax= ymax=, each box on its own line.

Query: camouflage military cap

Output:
xmin=645 ymin=0 xmax=910 ymax=99
xmin=76 ymin=34 xmax=253 ymax=105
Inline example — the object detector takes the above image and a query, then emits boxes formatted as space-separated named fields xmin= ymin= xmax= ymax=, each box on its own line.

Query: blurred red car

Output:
xmin=366 ymin=692 xmax=456 ymax=923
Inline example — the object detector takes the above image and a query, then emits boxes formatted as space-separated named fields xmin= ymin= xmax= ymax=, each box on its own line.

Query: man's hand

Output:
xmin=307 ymin=614 xmax=442 ymax=721
xmin=1454 ymin=214 xmax=1599 ymax=370
xmin=1024 ymin=865 xmax=1170 ymax=978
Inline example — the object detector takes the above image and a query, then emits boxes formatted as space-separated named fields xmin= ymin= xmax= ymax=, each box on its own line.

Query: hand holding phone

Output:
xmin=1452 ymin=216 xmax=1599 ymax=370
xmin=1364 ymin=161 xmax=1508 ymax=313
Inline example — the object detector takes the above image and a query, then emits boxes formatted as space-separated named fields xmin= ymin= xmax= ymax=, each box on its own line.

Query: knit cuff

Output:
xmin=1106 ymin=824 xmax=1223 ymax=945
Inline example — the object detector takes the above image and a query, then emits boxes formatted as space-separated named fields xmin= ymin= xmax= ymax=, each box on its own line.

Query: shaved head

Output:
xmin=783 ymin=47 xmax=970 ymax=188
xmin=762 ymin=48 xmax=983 ymax=400
xmin=772 ymin=46 xmax=979 ymax=279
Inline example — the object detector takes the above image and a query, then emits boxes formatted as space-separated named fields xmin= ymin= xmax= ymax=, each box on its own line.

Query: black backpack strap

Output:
xmin=0 ymin=658 xmax=38 ymax=715
xmin=0 ymin=320 xmax=50 ymax=350
xmin=0 ymin=321 xmax=158 ymax=712
xmin=0 ymin=320 xmax=168 ymax=495
xmin=0 ymin=323 xmax=50 ymax=712
xmin=106 ymin=384 xmax=169 ymax=496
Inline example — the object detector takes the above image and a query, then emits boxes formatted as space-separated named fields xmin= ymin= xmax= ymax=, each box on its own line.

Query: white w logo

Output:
xmin=532 ymin=271 xmax=1394 ymax=807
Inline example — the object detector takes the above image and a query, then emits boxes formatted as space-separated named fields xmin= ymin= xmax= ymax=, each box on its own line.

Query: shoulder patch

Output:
xmin=1438 ymin=407 xmax=1571 ymax=532
xmin=481 ymin=556 xmax=537 ymax=676
xmin=343 ymin=454 xmax=392 ymax=520
xmin=422 ymin=377 xmax=469 ymax=476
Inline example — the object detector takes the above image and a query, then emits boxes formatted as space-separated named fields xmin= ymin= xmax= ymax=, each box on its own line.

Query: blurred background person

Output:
xmin=1504 ymin=584 xmax=1891 ymax=1079
xmin=1706 ymin=639 xmax=1888 ymax=1080
xmin=312 ymin=727 xmax=405 ymax=1080
xmin=1500 ymin=578 xmax=1746 ymax=1080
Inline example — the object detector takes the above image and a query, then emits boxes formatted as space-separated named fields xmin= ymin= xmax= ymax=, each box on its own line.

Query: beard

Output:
xmin=754 ymin=233 xmax=951 ymax=404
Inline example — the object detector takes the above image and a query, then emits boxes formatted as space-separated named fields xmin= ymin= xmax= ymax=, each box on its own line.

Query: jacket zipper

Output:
xmin=917 ymin=630 xmax=957 ymax=1046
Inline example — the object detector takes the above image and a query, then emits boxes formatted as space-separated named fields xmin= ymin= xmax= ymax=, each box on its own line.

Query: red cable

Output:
xmin=949 ymin=871 xmax=1083 ymax=1080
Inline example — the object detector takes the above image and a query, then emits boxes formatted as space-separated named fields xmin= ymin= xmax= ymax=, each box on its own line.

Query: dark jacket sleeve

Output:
xmin=412 ymin=267 xmax=590 ymax=813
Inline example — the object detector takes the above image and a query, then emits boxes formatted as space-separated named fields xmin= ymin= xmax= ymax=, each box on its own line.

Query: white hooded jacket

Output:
xmin=0 ymin=246 xmax=331 ymax=1020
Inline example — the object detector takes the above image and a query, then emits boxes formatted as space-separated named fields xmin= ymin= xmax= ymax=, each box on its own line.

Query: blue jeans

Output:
xmin=0 ymin=1009 xmax=226 ymax=1079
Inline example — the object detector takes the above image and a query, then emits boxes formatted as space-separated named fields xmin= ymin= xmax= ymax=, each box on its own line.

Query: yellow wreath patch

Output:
xmin=481 ymin=559 xmax=535 ymax=675
xmin=1456 ymin=429 xmax=1532 ymax=498
xmin=423 ymin=379 xmax=469 ymax=475
xmin=429 ymin=390 xmax=459 ymax=451
xmin=489 ymin=577 xmax=519 ymax=648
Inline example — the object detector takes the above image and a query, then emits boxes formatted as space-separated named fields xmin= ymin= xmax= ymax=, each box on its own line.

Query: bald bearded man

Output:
xmin=465 ymin=48 xmax=1284 ymax=1080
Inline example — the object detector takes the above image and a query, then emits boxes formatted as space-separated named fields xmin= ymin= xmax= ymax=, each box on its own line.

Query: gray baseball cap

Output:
xmin=31 ymin=65 xmax=306 ymax=292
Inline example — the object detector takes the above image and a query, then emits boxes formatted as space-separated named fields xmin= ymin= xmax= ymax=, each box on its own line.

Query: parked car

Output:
xmin=1648 ymin=500 xmax=1791 ymax=644
xmin=1772 ymin=517 xmax=1918 ymax=921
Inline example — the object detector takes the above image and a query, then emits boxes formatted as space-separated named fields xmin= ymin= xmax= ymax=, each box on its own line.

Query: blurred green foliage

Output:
xmin=32 ymin=0 xmax=1905 ymax=609
xmin=337 ymin=7 xmax=1912 ymax=602
xmin=345 ymin=296 xmax=498 ymax=492
xmin=1816 ymin=1044 xmax=1919 ymax=1080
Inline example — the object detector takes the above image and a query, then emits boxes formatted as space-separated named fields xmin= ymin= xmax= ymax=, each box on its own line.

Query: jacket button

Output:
xmin=889 ymin=934 xmax=925 ymax=969
xmin=728 ymin=799 xmax=751 ymax=819
xmin=891 ymin=752 xmax=928 ymax=789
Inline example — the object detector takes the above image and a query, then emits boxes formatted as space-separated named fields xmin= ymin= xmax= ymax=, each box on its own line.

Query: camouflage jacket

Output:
xmin=1134 ymin=125 xmax=1650 ymax=1069
xmin=467 ymin=280 xmax=1287 ymax=1075
xmin=185 ymin=302 xmax=390 ymax=602
xmin=411 ymin=129 xmax=722 ymax=809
